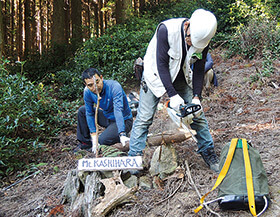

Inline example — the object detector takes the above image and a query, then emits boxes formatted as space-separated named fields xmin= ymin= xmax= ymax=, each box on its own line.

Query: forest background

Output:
xmin=0 ymin=0 xmax=279 ymax=187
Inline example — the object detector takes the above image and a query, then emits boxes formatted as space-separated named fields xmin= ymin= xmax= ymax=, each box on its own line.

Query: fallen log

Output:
xmin=147 ymin=128 xmax=196 ymax=146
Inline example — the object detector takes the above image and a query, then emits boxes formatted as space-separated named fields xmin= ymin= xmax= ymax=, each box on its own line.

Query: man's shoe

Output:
xmin=111 ymin=142 xmax=129 ymax=152
xmin=200 ymin=148 xmax=220 ymax=173
xmin=73 ymin=142 xmax=92 ymax=153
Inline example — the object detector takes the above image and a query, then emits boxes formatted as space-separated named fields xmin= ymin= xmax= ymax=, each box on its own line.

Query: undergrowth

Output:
xmin=0 ymin=62 xmax=81 ymax=181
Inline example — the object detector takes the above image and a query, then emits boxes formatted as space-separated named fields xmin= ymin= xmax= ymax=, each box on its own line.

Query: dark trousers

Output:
xmin=77 ymin=106 xmax=133 ymax=146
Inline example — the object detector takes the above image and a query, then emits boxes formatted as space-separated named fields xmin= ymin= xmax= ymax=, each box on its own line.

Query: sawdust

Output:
xmin=0 ymin=48 xmax=279 ymax=217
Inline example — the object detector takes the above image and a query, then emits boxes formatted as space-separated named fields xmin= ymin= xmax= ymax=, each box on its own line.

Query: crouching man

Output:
xmin=75 ymin=68 xmax=133 ymax=153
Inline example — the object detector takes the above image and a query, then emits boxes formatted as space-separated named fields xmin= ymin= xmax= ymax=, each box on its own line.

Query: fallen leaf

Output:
xmin=47 ymin=204 xmax=64 ymax=217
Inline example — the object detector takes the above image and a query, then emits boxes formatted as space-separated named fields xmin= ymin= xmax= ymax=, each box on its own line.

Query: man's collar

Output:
xmin=100 ymin=80 xmax=105 ymax=95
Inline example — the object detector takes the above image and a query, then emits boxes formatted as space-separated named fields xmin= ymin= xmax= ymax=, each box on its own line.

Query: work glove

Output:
xmin=191 ymin=98 xmax=203 ymax=117
xmin=120 ymin=133 xmax=130 ymax=147
xmin=91 ymin=134 xmax=98 ymax=154
xmin=170 ymin=94 xmax=184 ymax=112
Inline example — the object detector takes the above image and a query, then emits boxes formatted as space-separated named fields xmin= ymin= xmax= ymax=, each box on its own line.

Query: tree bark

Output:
xmin=116 ymin=0 xmax=131 ymax=24
xmin=115 ymin=0 xmax=122 ymax=24
xmin=39 ymin=0 xmax=44 ymax=54
xmin=71 ymin=0 xmax=82 ymax=48
xmin=98 ymin=0 xmax=103 ymax=35
xmin=139 ymin=0 xmax=145 ymax=13
xmin=31 ymin=0 xmax=37 ymax=51
xmin=65 ymin=0 xmax=70 ymax=45
xmin=46 ymin=1 xmax=52 ymax=51
xmin=83 ymin=0 xmax=91 ymax=39
xmin=17 ymin=0 xmax=23 ymax=59
xmin=104 ymin=0 xmax=107 ymax=30
xmin=0 ymin=0 xmax=4 ymax=58
xmin=11 ymin=0 xmax=15 ymax=56
xmin=93 ymin=1 xmax=98 ymax=37
xmin=52 ymin=0 xmax=67 ymax=45
xmin=123 ymin=0 xmax=132 ymax=20
xmin=24 ymin=0 xmax=32 ymax=58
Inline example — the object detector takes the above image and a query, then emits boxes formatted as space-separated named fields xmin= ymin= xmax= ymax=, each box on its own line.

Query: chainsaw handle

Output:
xmin=165 ymin=100 xmax=185 ymax=109
xmin=177 ymin=103 xmax=201 ymax=118
xmin=166 ymin=100 xmax=171 ymax=108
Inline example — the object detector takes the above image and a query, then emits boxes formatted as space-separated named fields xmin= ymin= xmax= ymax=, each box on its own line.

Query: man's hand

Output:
xmin=119 ymin=132 xmax=130 ymax=147
xmin=91 ymin=133 xmax=97 ymax=154
xmin=191 ymin=98 xmax=203 ymax=117
xmin=120 ymin=136 xmax=130 ymax=147
xmin=170 ymin=94 xmax=184 ymax=112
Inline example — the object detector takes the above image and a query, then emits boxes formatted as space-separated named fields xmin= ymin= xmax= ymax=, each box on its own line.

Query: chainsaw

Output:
xmin=166 ymin=101 xmax=201 ymax=143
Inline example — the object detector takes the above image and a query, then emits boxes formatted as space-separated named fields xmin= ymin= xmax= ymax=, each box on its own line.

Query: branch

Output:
xmin=93 ymin=75 xmax=101 ymax=158
xmin=154 ymin=178 xmax=184 ymax=206
xmin=184 ymin=160 xmax=221 ymax=217
xmin=2 ymin=171 xmax=40 ymax=191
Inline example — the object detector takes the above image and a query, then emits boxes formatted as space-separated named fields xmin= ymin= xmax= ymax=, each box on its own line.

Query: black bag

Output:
xmin=127 ymin=92 xmax=139 ymax=117
xmin=133 ymin=57 xmax=143 ymax=80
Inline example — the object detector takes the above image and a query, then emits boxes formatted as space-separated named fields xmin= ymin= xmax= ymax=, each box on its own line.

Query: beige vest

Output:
xmin=143 ymin=18 xmax=202 ymax=97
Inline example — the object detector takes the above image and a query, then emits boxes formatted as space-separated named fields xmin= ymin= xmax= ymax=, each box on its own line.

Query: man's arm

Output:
xmin=192 ymin=45 xmax=209 ymax=98
xmin=84 ymin=88 xmax=97 ymax=133
xmin=204 ymin=52 xmax=213 ymax=72
xmin=156 ymin=24 xmax=177 ymax=98
xmin=111 ymin=82 xmax=126 ymax=134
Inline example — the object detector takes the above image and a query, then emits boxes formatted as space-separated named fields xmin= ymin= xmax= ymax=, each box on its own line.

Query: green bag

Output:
xmin=195 ymin=138 xmax=269 ymax=216
xmin=218 ymin=138 xmax=269 ymax=214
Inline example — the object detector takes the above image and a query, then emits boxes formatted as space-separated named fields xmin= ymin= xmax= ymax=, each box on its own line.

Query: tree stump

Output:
xmin=61 ymin=170 xmax=137 ymax=217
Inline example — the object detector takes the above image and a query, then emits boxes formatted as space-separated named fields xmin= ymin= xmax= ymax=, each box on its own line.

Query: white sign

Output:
xmin=78 ymin=156 xmax=143 ymax=171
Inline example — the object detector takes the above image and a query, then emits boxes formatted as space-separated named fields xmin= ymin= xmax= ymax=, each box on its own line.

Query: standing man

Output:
xmin=129 ymin=9 xmax=219 ymax=172
xmin=75 ymin=68 xmax=133 ymax=153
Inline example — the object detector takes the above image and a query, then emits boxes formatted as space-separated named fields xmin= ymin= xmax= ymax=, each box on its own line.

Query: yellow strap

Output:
xmin=242 ymin=138 xmax=257 ymax=216
xmin=194 ymin=138 xmax=238 ymax=213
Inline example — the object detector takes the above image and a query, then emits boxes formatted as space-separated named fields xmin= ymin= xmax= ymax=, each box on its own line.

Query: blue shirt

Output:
xmin=84 ymin=80 xmax=132 ymax=134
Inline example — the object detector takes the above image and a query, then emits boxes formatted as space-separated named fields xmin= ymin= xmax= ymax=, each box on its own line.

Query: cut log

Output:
xmin=147 ymin=128 xmax=196 ymax=146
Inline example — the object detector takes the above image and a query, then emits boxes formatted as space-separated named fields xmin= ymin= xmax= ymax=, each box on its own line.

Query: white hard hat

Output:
xmin=189 ymin=9 xmax=217 ymax=49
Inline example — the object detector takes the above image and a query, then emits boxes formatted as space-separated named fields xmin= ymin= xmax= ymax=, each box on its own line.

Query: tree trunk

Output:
xmin=2 ymin=0 xmax=8 ymax=57
xmin=31 ymin=0 xmax=37 ymax=51
xmin=10 ymin=0 xmax=15 ymax=56
xmin=0 ymin=0 xmax=4 ymax=58
xmin=71 ymin=0 xmax=82 ymax=48
xmin=115 ymin=0 xmax=131 ymax=24
xmin=62 ymin=170 xmax=137 ymax=217
xmin=93 ymin=1 xmax=98 ymax=37
xmin=46 ymin=1 xmax=51 ymax=51
xmin=52 ymin=0 xmax=67 ymax=45
xmin=115 ymin=0 xmax=123 ymax=24
xmin=39 ymin=0 xmax=44 ymax=54
xmin=83 ymin=0 xmax=91 ymax=39
xmin=123 ymin=0 xmax=132 ymax=20
xmin=65 ymin=0 xmax=70 ymax=45
xmin=17 ymin=0 xmax=23 ymax=59
xmin=139 ymin=0 xmax=145 ymax=13
xmin=98 ymin=0 xmax=103 ymax=35
xmin=86 ymin=0 xmax=91 ymax=39
xmin=104 ymin=0 xmax=107 ymax=30
xmin=24 ymin=0 xmax=32 ymax=58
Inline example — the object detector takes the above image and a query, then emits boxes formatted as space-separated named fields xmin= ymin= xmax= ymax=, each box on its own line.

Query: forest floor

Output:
xmin=0 ymin=48 xmax=280 ymax=217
